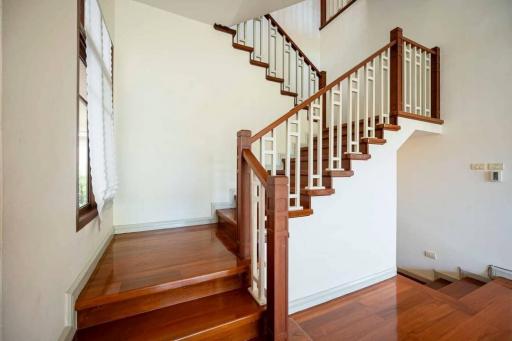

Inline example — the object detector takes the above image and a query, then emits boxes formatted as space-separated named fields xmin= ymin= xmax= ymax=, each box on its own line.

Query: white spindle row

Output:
xmin=232 ymin=16 xmax=320 ymax=105
xmin=403 ymin=42 xmax=431 ymax=116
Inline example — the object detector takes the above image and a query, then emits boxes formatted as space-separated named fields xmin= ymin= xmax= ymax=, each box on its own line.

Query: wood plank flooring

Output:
xmin=291 ymin=275 xmax=512 ymax=340
xmin=76 ymin=224 xmax=247 ymax=308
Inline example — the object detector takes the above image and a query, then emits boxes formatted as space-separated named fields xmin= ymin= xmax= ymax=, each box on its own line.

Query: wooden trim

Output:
xmin=265 ymin=176 xmax=289 ymax=341
xmin=319 ymin=0 xmax=358 ymax=30
xmin=402 ymin=37 xmax=437 ymax=55
xmin=237 ymin=130 xmax=252 ymax=260
xmin=391 ymin=111 xmax=444 ymax=124
xmin=265 ymin=14 xmax=321 ymax=77
xmin=320 ymin=0 xmax=327 ymax=29
xmin=431 ymin=46 xmax=441 ymax=119
xmin=319 ymin=71 xmax=327 ymax=127
xmin=250 ymin=41 xmax=396 ymax=142
xmin=213 ymin=23 xmax=236 ymax=36
xmin=390 ymin=27 xmax=403 ymax=116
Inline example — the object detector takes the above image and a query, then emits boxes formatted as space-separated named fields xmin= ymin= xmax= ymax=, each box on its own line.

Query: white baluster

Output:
xmin=364 ymin=60 xmax=376 ymax=138
xmin=283 ymin=40 xmax=292 ymax=92
xmin=426 ymin=53 xmax=431 ymax=117
xmin=296 ymin=56 xmax=304 ymax=103
xmin=249 ymin=174 xmax=266 ymax=305
xmin=348 ymin=71 xmax=360 ymax=154
xmin=252 ymin=17 xmax=263 ymax=62
xmin=328 ymin=84 xmax=343 ymax=170
xmin=414 ymin=46 xmax=421 ymax=114
xmin=268 ymin=21 xmax=278 ymax=77
xmin=307 ymin=97 xmax=324 ymax=189
xmin=380 ymin=49 xmax=390 ymax=124
xmin=286 ymin=114 xmax=302 ymax=210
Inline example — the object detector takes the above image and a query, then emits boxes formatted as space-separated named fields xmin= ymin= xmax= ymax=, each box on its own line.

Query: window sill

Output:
xmin=77 ymin=206 xmax=98 ymax=231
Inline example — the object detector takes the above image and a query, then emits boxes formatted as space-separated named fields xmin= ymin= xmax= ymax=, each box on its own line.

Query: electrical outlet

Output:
xmin=487 ymin=163 xmax=504 ymax=171
xmin=470 ymin=163 xmax=486 ymax=171
xmin=424 ymin=250 xmax=437 ymax=260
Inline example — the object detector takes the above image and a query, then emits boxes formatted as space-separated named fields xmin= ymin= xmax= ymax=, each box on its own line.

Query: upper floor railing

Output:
xmin=320 ymin=0 xmax=359 ymax=30
xmin=231 ymin=14 xmax=324 ymax=105
xmin=236 ymin=27 xmax=440 ymax=340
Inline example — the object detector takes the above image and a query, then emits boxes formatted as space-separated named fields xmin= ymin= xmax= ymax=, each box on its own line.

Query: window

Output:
xmin=77 ymin=0 xmax=97 ymax=230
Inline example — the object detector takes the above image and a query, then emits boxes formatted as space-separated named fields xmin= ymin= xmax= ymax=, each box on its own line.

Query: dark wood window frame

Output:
xmin=76 ymin=0 xmax=98 ymax=231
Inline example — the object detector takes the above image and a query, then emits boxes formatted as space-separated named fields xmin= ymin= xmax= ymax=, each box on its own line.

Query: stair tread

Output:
xmin=75 ymin=289 xmax=263 ymax=340
xmin=439 ymin=277 xmax=485 ymax=299
xmin=75 ymin=225 xmax=248 ymax=310
xmin=426 ymin=278 xmax=452 ymax=290
xmin=233 ymin=42 xmax=253 ymax=52
xmin=250 ymin=59 xmax=269 ymax=68
xmin=217 ymin=208 xmax=237 ymax=225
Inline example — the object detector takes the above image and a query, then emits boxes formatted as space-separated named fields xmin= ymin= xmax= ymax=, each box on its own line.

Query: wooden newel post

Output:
xmin=319 ymin=71 xmax=327 ymax=128
xmin=266 ymin=175 xmax=289 ymax=341
xmin=390 ymin=27 xmax=403 ymax=119
xmin=237 ymin=130 xmax=252 ymax=260
xmin=320 ymin=0 xmax=326 ymax=28
xmin=431 ymin=47 xmax=441 ymax=119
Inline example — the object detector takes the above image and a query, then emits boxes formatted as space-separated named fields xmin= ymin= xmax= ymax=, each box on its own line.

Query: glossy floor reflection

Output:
xmin=291 ymin=275 xmax=512 ymax=340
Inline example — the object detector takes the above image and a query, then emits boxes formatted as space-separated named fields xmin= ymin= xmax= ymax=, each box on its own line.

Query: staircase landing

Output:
xmin=75 ymin=224 xmax=260 ymax=340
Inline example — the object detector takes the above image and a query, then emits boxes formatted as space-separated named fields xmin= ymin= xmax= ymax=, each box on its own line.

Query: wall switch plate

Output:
xmin=424 ymin=250 xmax=437 ymax=260
xmin=470 ymin=163 xmax=486 ymax=171
xmin=487 ymin=163 xmax=504 ymax=171
xmin=488 ymin=171 xmax=503 ymax=182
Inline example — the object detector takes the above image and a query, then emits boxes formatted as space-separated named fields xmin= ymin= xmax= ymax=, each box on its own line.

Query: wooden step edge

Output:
xmin=376 ymin=123 xmax=401 ymax=131
xmin=325 ymin=170 xmax=354 ymax=177
xmin=300 ymin=188 xmax=335 ymax=196
xmin=213 ymin=23 xmax=236 ymax=36
xmin=75 ymin=264 xmax=250 ymax=311
xmin=281 ymin=90 xmax=298 ymax=97
xmin=266 ymin=75 xmax=284 ymax=83
xmin=216 ymin=208 xmax=237 ymax=225
xmin=392 ymin=111 xmax=444 ymax=125
xmin=361 ymin=137 xmax=387 ymax=145
xmin=232 ymin=42 xmax=253 ymax=52
xmin=289 ymin=208 xmax=313 ymax=218
xmin=343 ymin=153 xmax=371 ymax=160
xmin=180 ymin=304 xmax=264 ymax=341
xmin=250 ymin=59 xmax=269 ymax=68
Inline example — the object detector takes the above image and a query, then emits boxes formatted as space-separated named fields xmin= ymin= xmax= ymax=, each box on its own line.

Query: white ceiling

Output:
xmin=134 ymin=0 xmax=304 ymax=26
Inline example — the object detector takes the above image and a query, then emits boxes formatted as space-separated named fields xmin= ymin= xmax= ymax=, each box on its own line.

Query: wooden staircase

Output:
xmin=74 ymin=225 xmax=263 ymax=340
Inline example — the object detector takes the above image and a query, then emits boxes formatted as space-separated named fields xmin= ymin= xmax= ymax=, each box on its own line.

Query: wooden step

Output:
xmin=216 ymin=208 xmax=238 ymax=252
xmin=281 ymin=90 xmax=298 ymax=97
xmin=250 ymin=59 xmax=269 ymax=68
xmin=426 ymin=278 xmax=452 ymax=290
xmin=266 ymin=75 xmax=284 ymax=83
xmin=75 ymin=225 xmax=249 ymax=329
xmin=75 ymin=289 xmax=263 ymax=341
xmin=218 ymin=207 xmax=312 ymax=220
xmin=232 ymin=43 xmax=253 ymax=52
xmin=439 ymin=277 xmax=486 ymax=299
xmin=213 ymin=23 xmax=236 ymax=36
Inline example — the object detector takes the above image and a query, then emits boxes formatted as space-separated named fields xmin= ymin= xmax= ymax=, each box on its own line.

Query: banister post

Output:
xmin=390 ymin=27 xmax=403 ymax=119
xmin=320 ymin=0 xmax=326 ymax=28
xmin=431 ymin=47 xmax=441 ymax=119
xmin=237 ymin=130 xmax=252 ymax=260
xmin=266 ymin=175 xmax=289 ymax=341
xmin=320 ymin=71 xmax=327 ymax=128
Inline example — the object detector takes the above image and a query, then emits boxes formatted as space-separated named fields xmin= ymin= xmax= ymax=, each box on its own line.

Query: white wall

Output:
xmin=289 ymin=118 xmax=442 ymax=312
xmin=320 ymin=0 xmax=512 ymax=279
xmin=271 ymin=0 xmax=321 ymax=68
xmin=2 ymin=1 xmax=113 ymax=340
xmin=0 ymin=0 xmax=3 ymax=338
xmin=113 ymin=0 xmax=297 ymax=228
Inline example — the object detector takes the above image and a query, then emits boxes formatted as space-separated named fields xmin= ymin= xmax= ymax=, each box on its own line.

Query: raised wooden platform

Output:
xmin=290 ymin=275 xmax=512 ymax=340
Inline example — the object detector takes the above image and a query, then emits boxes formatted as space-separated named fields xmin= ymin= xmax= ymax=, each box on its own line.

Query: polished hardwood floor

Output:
xmin=291 ymin=275 xmax=512 ymax=340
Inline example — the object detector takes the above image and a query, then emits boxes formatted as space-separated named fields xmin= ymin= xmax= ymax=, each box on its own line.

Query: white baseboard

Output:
xmin=289 ymin=267 xmax=397 ymax=314
xmin=59 ymin=230 xmax=114 ymax=341
xmin=113 ymin=201 xmax=234 ymax=234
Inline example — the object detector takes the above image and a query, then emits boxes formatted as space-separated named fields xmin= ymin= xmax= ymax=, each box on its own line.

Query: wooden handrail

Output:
xmin=320 ymin=0 xmax=359 ymax=30
xmin=250 ymin=40 xmax=397 ymax=143
xmin=265 ymin=14 xmax=321 ymax=77
xmin=242 ymin=149 xmax=268 ymax=187
xmin=403 ymin=36 xmax=437 ymax=54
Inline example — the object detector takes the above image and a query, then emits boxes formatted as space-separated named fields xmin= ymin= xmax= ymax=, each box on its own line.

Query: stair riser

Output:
xmin=77 ymin=274 xmax=245 ymax=329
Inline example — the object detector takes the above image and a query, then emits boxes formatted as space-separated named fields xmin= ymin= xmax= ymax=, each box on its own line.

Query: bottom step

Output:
xmin=75 ymin=289 xmax=263 ymax=341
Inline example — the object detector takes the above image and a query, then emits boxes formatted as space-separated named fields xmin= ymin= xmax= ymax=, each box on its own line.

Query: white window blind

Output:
xmin=85 ymin=0 xmax=117 ymax=217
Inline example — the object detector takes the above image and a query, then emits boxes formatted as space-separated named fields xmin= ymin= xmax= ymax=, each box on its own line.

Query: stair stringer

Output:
xmin=288 ymin=117 xmax=443 ymax=313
